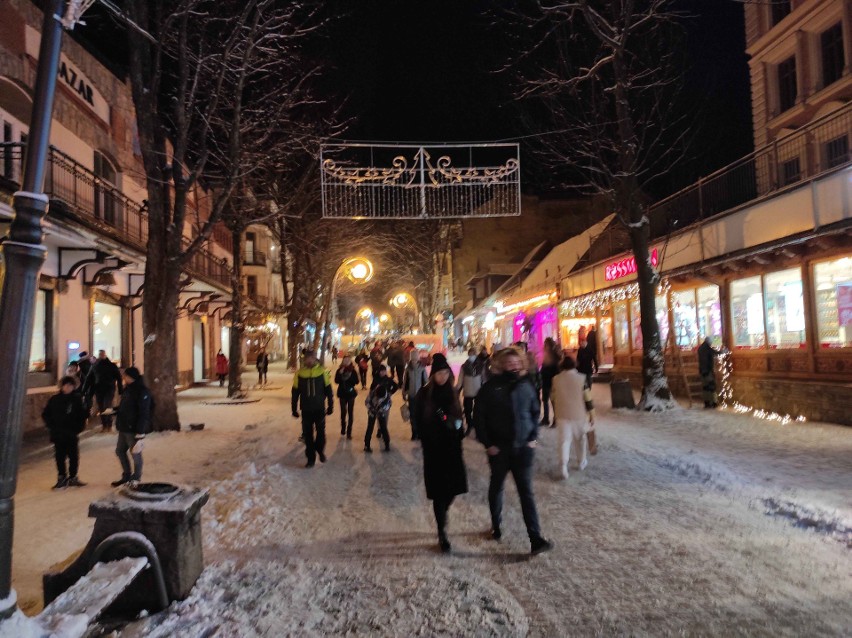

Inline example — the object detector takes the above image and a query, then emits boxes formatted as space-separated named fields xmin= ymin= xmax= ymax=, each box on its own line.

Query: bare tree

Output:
xmin=506 ymin=0 xmax=690 ymax=410
xmin=123 ymin=0 xmax=322 ymax=427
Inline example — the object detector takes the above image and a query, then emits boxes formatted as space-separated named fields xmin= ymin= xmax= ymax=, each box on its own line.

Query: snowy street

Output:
xmin=12 ymin=360 xmax=852 ymax=636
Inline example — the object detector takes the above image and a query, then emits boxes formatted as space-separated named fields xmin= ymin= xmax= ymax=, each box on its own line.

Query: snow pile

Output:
xmin=0 ymin=609 xmax=46 ymax=638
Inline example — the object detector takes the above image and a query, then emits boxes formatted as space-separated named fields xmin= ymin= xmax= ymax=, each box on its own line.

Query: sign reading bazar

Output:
xmin=25 ymin=26 xmax=110 ymax=124
xmin=605 ymin=248 xmax=659 ymax=282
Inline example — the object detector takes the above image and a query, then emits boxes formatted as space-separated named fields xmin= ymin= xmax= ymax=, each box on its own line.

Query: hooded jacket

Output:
xmin=334 ymin=365 xmax=359 ymax=399
xmin=402 ymin=361 xmax=428 ymax=400
xmin=116 ymin=379 xmax=153 ymax=435
xmin=292 ymin=364 xmax=333 ymax=413
xmin=474 ymin=372 xmax=540 ymax=450
xmin=455 ymin=357 xmax=485 ymax=398
xmin=42 ymin=391 xmax=87 ymax=439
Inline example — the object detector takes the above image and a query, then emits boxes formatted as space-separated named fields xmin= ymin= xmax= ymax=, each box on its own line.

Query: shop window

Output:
xmin=93 ymin=151 xmax=119 ymax=226
xmin=672 ymin=290 xmax=699 ymax=349
xmin=813 ymin=257 xmax=852 ymax=348
xmin=770 ymin=0 xmax=791 ymax=26
xmin=820 ymin=22 xmax=844 ymax=88
xmin=655 ymin=295 xmax=669 ymax=347
xmin=825 ymin=135 xmax=849 ymax=169
xmin=731 ymin=276 xmax=765 ymax=349
xmin=613 ymin=301 xmax=630 ymax=353
xmin=777 ymin=56 xmax=797 ymax=113
xmin=93 ymin=302 xmax=122 ymax=362
xmin=630 ymin=298 xmax=643 ymax=352
xmin=29 ymin=290 xmax=48 ymax=372
xmin=780 ymin=157 xmax=801 ymax=185
xmin=697 ymin=285 xmax=723 ymax=349
xmin=764 ymin=268 xmax=805 ymax=349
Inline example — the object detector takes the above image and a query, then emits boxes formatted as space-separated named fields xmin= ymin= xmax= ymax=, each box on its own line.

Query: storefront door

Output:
xmin=93 ymin=301 xmax=122 ymax=363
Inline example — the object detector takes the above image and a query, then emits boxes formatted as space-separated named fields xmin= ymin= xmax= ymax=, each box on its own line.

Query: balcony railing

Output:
xmin=243 ymin=250 xmax=267 ymax=267
xmin=647 ymin=101 xmax=852 ymax=240
xmin=0 ymin=142 xmax=231 ymax=290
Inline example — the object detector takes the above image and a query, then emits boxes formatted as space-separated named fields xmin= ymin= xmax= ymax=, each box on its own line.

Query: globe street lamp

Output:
xmin=389 ymin=291 xmax=421 ymax=332
xmin=317 ymin=257 xmax=374 ymax=361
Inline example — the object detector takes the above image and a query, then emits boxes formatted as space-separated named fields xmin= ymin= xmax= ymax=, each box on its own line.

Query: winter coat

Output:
xmin=698 ymin=341 xmax=721 ymax=376
xmin=42 ymin=391 xmax=87 ymax=441
xmin=370 ymin=350 xmax=384 ymax=372
xmin=402 ymin=362 xmax=428 ymax=400
xmin=386 ymin=346 xmax=405 ymax=368
xmin=416 ymin=383 xmax=468 ymax=500
xmin=84 ymin=357 xmax=122 ymax=396
xmin=455 ymin=358 xmax=485 ymax=398
xmin=576 ymin=345 xmax=596 ymax=376
xmin=334 ymin=365 xmax=359 ymax=399
xmin=292 ymin=364 xmax=333 ymax=413
xmin=216 ymin=353 xmax=229 ymax=375
xmin=256 ymin=353 xmax=269 ymax=372
xmin=116 ymin=379 xmax=153 ymax=435
xmin=551 ymin=369 xmax=588 ymax=423
xmin=474 ymin=372 xmax=540 ymax=450
xmin=366 ymin=377 xmax=398 ymax=416
xmin=355 ymin=353 xmax=370 ymax=371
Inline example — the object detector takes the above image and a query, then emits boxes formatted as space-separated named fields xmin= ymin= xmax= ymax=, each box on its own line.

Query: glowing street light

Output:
xmin=341 ymin=257 xmax=374 ymax=284
xmin=359 ymin=307 xmax=373 ymax=319
xmin=379 ymin=313 xmax=390 ymax=322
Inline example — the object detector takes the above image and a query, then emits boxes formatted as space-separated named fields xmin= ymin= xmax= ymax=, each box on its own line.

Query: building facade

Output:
xmin=0 ymin=0 xmax=234 ymax=430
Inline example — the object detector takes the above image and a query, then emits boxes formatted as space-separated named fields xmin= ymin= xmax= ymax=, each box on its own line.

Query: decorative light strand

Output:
xmin=717 ymin=351 xmax=806 ymax=425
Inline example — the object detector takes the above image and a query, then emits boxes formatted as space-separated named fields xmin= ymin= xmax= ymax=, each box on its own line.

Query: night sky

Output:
xmin=70 ymin=0 xmax=753 ymax=197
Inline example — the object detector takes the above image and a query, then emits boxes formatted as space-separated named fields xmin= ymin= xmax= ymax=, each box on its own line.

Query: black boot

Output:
xmin=52 ymin=476 xmax=67 ymax=490
xmin=438 ymin=533 xmax=451 ymax=553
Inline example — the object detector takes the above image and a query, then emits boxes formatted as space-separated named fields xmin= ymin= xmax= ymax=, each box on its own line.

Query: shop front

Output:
xmin=92 ymin=300 xmax=123 ymax=363
xmin=493 ymin=292 xmax=558 ymax=357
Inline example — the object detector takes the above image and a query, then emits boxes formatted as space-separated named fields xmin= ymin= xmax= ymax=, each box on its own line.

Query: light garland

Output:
xmin=560 ymin=279 xmax=670 ymax=317
xmin=716 ymin=351 xmax=806 ymax=425
xmin=495 ymin=292 xmax=557 ymax=316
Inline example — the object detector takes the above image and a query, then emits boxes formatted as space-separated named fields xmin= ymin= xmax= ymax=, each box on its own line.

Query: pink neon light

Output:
xmin=605 ymin=248 xmax=659 ymax=282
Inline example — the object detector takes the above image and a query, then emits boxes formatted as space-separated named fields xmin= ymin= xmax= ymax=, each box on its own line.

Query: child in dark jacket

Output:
xmin=43 ymin=376 xmax=88 ymax=489
xmin=365 ymin=365 xmax=398 ymax=452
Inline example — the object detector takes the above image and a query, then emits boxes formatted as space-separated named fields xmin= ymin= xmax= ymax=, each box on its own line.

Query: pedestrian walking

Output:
xmin=455 ymin=348 xmax=485 ymax=436
xmin=292 ymin=349 xmax=334 ymax=468
xmin=365 ymin=365 xmax=398 ymax=452
xmin=83 ymin=350 xmax=123 ymax=433
xmin=369 ymin=345 xmax=384 ymax=384
xmin=539 ymin=338 xmax=561 ymax=428
xmin=551 ymin=356 xmax=592 ymax=479
xmin=416 ymin=353 xmax=467 ymax=553
xmin=586 ymin=325 xmax=599 ymax=371
xmin=331 ymin=346 xmax=339 ymax=363
xmin=256 ymin=349 xmax=270 ymax=386
xmin=402 ymin=349 xmax=428 ymax=441
xmin=216 ymin=349 xmax=228 ymax=387
xmin=355 ymin=349 xmax=370 ymax=390
xmin=43 ymin=376 xmax=88 ymax=489
xmin=387 ymin=341 xmax=405 ymax=383
xmin=111 ymin=367 xmax=152 ymax=487
xmin=474 ymin=347 xmax=553 ymax=555
xmin=334 ymin=355 xmax=359 ymax=439
xmin=698 ymin=337 xmax=724 ymax=408
xmin=576 ymin=339 xmax=596 ymax=389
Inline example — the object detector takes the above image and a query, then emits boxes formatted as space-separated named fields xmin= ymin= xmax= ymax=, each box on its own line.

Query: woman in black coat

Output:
xmin=415 ymin=353 xmax=467 ymax=553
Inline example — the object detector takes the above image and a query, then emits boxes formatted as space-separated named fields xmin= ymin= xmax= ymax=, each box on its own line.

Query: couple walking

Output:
xmin=420 ymin=350 xmax=553 ymax=556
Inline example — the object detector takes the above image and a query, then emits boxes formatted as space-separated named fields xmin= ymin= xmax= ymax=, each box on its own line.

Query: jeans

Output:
xmin=541 ymin=386 xmax=552 ymax=424
xmin=54 ymin=435 xmax=79 ymax=478
xmin=116 ymin=431 xmax=143 ymax=481
xmin=365 ymin=412 xmax=389 ymax=449
xmin=339 ymin=396 xmax=355 ymax=435
xmin=301 ymin=410 xmax=326 ymax=463
xmin=463 ymin=396 xmax=476 ymax=433
xmin=432 ymin=495 xmax=455 ymax=535
xmin=487 ymin=446 xmax=541 ymax=541
xmin=95 ymin=389 xmax=115 ymax=428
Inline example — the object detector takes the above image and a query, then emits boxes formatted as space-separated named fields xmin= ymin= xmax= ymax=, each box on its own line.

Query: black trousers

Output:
xmin=463 ymin=396 xmax=476 ymax=432
xmin=359 ymin=369 xmax=367 ymax=388
xmin=339 ymin=396 xmax=355 ymax=434
xmin=258 ymin=369 xmax=267 ymax=385
xmin=488 ymin=446 xmax=541 ymax=541
xmin=218 ymin=373 xmax=226 ymax=386
xmin=541 ymin=385 xmax=552 ymax=424
xmin=365 ymin=413 xmax=389 ymax=449
xmin=94 ymin=389 xmax=115 ymax=428
xmin=432 ymin=495 xmax=455 ymax=535
xmin=409 ymin=396 xmax=420 ymax=439
xmin=392 ymin=364 xmax=404 ymax=383
xmin=53 ymin=435 xmax=79 ymax=478
xmin=301 ymin=410 xmax=326 ymax=462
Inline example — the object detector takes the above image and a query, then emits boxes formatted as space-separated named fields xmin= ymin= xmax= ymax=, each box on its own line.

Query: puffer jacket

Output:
xmin=402 ymin=362 xmax=428 ymax=400
xmin=455 ymin=358 xmax=485 ymax=398
xmin=474 ymin=372 xmax=540 ymax=450
xmin=292 ymin=364 xmax=333 ymax=413
xmin=116 ymin=380 xmax=153 ymax=435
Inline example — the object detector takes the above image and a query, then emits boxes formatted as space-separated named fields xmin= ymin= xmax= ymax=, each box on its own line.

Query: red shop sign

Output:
xmin=605 ymin=248 xmax=659 ymax=282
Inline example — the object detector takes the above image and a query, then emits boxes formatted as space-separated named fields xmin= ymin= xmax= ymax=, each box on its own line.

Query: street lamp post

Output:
xmin=318 ymin=258 xmax=373 ymax=362
xmin=0 ymin=0 xmax=65 ymax=618
xmin=389 ymin=291 xmax=421 ymax=333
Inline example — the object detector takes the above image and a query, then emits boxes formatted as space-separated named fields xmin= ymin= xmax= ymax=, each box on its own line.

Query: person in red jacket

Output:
xmin=215 ymin=350 xmax=229 ymax=387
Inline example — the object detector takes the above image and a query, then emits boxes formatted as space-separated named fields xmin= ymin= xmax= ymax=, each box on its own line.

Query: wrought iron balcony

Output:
xmin=243 ymin=250 xmax=267 ymax=267
xmin=0 ymin=142 xmax=232 ymax=290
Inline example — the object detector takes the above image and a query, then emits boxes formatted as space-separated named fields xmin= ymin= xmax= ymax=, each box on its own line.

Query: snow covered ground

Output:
xmin=8 ymin=360 xmax=852 ymax=636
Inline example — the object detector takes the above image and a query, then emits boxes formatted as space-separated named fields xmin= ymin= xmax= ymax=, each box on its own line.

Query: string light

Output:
xmin=717 ymin=351 xmax=806 ymax=425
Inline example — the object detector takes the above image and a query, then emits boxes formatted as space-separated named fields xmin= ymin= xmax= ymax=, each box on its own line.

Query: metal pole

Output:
xmin=0 ymin=0 xmax=64 ymax=618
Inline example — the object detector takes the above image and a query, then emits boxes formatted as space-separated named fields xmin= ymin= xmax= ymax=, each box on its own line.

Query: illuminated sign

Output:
xmin=605 ymin=249 xmax=658 ymax=282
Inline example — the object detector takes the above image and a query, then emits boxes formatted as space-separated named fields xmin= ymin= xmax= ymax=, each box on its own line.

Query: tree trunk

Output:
xmin=629 ymin=224 xmax=674 ymax=411
xmin=228 ymin=225 xmax=244 ymax=397
xmin=287 ymin=311 xmax=303 ymax=369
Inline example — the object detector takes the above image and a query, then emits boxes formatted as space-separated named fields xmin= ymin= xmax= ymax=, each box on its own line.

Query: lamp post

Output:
xmin=389 ymin=291 xmax=420 ymax=333
xmin=0 ymin=0 xmax=64 ymax=618
xmin=318 ymin=258 xmax=373 ymax=362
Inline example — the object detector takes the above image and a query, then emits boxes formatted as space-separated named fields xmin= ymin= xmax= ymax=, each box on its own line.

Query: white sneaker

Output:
xmin=560 ymin=465 xmax=569 ymax=480
xmin=579 ymin=458 xmax=588 ymax=471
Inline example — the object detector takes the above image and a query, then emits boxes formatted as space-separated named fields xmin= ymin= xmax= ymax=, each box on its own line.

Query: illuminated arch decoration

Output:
xmin=320 ymin=143 xmax=521 ymax=219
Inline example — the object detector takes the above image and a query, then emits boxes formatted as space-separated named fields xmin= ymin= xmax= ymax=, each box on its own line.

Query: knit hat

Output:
xmin=123 ymin=366 xmax=142 ymax=381
xmin=430 ymin=353 xmax=451 ymax=374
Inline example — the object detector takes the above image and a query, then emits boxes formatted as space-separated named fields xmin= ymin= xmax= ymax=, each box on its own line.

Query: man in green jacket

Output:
xmin=292 ymin=349 xmax=334 ymax=468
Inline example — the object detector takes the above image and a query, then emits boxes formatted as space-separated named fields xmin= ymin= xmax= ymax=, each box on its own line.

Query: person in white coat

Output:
xmin=550 ymin=356 xmax=591 ymax=479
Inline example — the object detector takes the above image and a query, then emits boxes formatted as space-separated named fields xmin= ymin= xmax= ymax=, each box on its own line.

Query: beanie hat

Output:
xmin=430 ymin=353 xmax=451 ymax=375
xmin=123 ymin=366 xmax=142 ymax=381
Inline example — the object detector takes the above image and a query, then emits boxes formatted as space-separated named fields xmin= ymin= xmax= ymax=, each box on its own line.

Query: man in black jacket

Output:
xmin=43 ymin=376 xmax=89 ymax=489
xmin=576 ymin=339 xmax=597 ymax=389
xmin=292 ymin=349 xmax=334 ymax=467
xmin=698 ymin=337 xmax=723 ymax=408
xmin=83 ymin=350 xmax=123 ymax=432
xmin=475 ymin=347 xmax=553 ymax=555
xmin=112 ymin=367 xmax=152 ymax=486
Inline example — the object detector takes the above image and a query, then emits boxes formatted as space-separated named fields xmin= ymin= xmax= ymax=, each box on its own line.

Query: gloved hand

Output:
xmin=326 ymin=405 xmax=334 ymax=416
xmin=292 ymin=411 xmax=299 ymax=419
